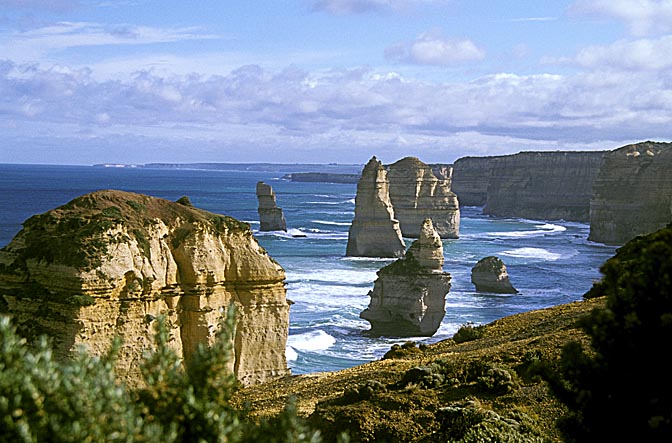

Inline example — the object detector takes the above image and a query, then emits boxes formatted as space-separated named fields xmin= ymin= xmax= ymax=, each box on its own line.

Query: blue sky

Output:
xmin=1 ymin=0 xmax=672 ymax=165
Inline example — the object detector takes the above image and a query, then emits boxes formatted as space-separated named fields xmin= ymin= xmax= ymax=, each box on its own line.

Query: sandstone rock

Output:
xmin=0 ymin=190 xmax=290 ymax=386
xmin=346 ymin=157 xmax=406 ymax=258
xmin=387 ymin=157 xmax=460 ymax=239
xmin=452 ymin=152 xmax=605 ymax=221
xmin=589 ymin=141 xmax=672 ymax=245
xmin=256 ymin=181 xmax=287 ymax=232
xmin=471 ymin=256 xmax=518 ymax=294
xmin=360 ymin=219 xmax=451 ymax=337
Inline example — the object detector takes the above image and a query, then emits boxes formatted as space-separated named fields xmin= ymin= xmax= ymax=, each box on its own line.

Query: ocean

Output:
xmin=0 ymin=163 xmax=618 ymax=375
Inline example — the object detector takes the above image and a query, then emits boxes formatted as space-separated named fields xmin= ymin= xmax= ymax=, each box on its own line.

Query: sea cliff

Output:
xmin=0 ymin=190 xmax=290 ymax=386
xmin=589 ymin=141 xmax=672 ymax=245
xmin=452 ymin=151 xmax=605 ymax=221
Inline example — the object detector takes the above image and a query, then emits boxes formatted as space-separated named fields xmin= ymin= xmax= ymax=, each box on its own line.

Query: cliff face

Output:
xmin=451 ymin=156 xmax=497 ymax=207
xmin=0 ymin=190 xmax=290 ymax=386
xmin=452 ymin=152 xmax=605 ymax=221
xmin=256 ymin=181 xmax=287 ymax=232
xmin=589 ymin=141 xmax=672 ymax=245
xmin=346 ymin=157 xmax=406 ymax=258
xmin=387 ymin=157 xmax=460 ymax=239
xmin=360 ymin=219 xmax=451 ymax=337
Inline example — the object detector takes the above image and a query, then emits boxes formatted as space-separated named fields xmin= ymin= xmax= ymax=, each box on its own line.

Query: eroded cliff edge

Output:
xmin=589 ymin=141 xmax=672 ymax=245
xmin=387 ymin=157 xmax=460 ymax=239
xmin=0 ymin=190 xmax=290 ymax=386
xmin=452 ymin=151 xmax=605 ymax=221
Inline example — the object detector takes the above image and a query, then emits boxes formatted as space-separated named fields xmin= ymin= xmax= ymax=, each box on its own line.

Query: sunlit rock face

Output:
xmin=387 ymin=157 xmax=460 ymax=239
xmin=470 ymin=256 xmax=518 ymax=294
xmin=256 ymin=181 xmax=287 ymax=232
xmin=360 ymin=219 xmax=451 ymax=337
xmin=0 ymin=190 xmax=290 ymax=386
xmin=346 ymin=156 xmax=406 ymax=258
xmin=589 ymin=141 xmax=672 ymax=245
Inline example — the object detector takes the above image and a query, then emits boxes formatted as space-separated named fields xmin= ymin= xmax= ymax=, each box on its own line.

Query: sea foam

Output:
xmin=287 ymin=330 xmax=336 ymax=352
xmin=499 ymin=247 xmax=563 ymax=261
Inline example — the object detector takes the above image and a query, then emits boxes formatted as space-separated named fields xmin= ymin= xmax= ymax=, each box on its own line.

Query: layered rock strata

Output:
xmin=0 ymin=190 xmax=290 ymax=386
xmin=589 ymin=141 xmax=672 ymax=245
xmin=256 ymin=181 xmax=287 ymax=231
xmin=471 ymin=256 xmax=518 ymax=294
xmin=452 ymin=152 xmax=605 ymax=221
xmin=360 ymin=219 xmax=451 ymax=337
xmin=346 ymin=157 xmax=406 ymax=258
xmin=386 ymin=157 xmax=460 ymax=239
xmin=451 ymin=157 xmax=496 ymax=207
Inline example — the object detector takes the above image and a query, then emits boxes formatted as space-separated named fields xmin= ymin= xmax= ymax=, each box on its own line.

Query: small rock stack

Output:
xmin=471 ymin=256 xmax=518 ymax=294
xmin=360 ymin=219 xmax=451 ymax=337
xmin=256 ymin=181 xmax=287 ymax=232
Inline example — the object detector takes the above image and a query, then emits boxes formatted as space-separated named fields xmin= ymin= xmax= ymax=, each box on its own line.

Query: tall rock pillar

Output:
xmin=346 ymin=157 xmax=406 ymax=258
xmin=256 ymin=181 xmax=287 ymax=232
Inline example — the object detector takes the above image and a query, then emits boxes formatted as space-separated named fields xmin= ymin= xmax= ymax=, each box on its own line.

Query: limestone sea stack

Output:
xmin=256 ymin=181 xmax=287 ymax=231
xmin=387 ymin=157 xmax=460 ymax=239
xmin=360 ymin=219 xmax=451 ymax=337
xmin=0 ymin=190 xmax=290 ymax=386
xmin=589 ymin=141 xmax=672 ymax=245
xmin=470 ymin=256 xmax=518 ymax=294
xmin=346 ymin=157 xmax=406 ymax=258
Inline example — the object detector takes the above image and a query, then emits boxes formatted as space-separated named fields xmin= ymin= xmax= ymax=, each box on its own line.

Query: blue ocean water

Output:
xmin=0 ymin=163 xmax=618 ymax=375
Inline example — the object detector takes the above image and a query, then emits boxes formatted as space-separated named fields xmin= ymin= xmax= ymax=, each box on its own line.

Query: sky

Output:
xmin=1 ymin=0 xmax=672 ymax=165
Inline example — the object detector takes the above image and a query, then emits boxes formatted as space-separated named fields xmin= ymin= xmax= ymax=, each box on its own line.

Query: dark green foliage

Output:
xmin=547 ymin=224 xmax=672 ymax=442
xmin=382 ymin=340 xmax=427 ymax=359
xmin=435 ymin=399 xmax=545 ymax=443
xmin=453 ymin=322 xmax=485 ymax=343
xmin=0 ymin=305 xmax=323 ymax=443
xmin=378 ymin=251 xmax=423 ymax=276
xmin=341 ymin=380 xmax=387 ymax=403
xmin=176 ymin=196 xmax=193 ymax=207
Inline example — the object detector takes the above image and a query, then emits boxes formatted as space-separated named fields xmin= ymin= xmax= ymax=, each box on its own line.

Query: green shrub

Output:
xmin=545 ymin=224 xmax=672 ymax=442
xmin=0 ymin=305 xmax=324 ymax=443
xmin=453 ymin=323 xmax=485 ymax=343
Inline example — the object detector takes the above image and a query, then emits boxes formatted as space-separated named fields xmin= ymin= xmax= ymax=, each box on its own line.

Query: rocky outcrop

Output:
xmin=386 ymin=157 xmax=460 ymax=239
xmin=360 ymin=219 xmax=451 ymax=337
xmin=589 ymin=141 xmax=672 ymax=245
xmin=452 ymin=152 xmax=605 ymax=221
xmin=0 ymin=190 xmax=290 ymax=386
xmin=346 ymin=157 xmax=406 ymax=258
xmin=256 ymin=182 xmax=287 ymax=231
xmin=471 ymin=256 xmax=518 ymax=294
xmin=282 ymin=173 xmax=359 ymax=184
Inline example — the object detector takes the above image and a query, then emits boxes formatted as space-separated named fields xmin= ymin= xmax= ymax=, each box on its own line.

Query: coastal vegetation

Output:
xmin=1 ymin=195 xmax=671 ymax=440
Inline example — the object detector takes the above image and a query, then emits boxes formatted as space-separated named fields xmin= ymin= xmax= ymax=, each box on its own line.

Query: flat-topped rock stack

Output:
xmin=0 ymin=190 xmax=290 ymax=386
xmin=387 ymin=157 xmax=460 ymax=239
xmin=360 ymin=219 xmax=451 ymax=337
xmin=346 ymin=157 xmax=406 ymax=258
xmin=256 ymin=181 xmax=287 ymax=232
xmin=589 ymin=141 xmax=672 ymax=245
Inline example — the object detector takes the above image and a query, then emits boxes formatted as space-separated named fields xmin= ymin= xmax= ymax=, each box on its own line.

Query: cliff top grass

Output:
xmin=233 ymin=296 xmax=605 ymax=442
xmin=3 ymin=189 xmax=250 ymax=270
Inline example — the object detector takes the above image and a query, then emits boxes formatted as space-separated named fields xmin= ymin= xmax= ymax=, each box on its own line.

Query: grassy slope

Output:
xmin=233 ymin=297 xmax=605 ymax=441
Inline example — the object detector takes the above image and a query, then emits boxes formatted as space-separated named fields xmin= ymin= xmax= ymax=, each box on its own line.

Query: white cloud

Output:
xmin=546 ymin=35 xmax=672 ymax=71
xmin=569 ymin=0 xmax=672 ymax=35
xmin=0 ymin=21 xmax=219 ymax=63
xmin=385 ymin=32 xmax=485 ymax=66
xmin=2 ymin=56 xmax=671 ymax=164
xmin=310 ymin=0 xmax=447 ymax=14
